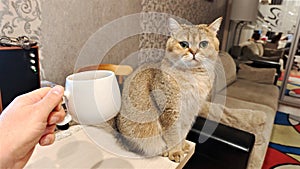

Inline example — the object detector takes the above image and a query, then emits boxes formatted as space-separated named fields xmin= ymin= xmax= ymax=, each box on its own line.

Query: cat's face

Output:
xmin=165 ymin=17 xmax=222 ymax=69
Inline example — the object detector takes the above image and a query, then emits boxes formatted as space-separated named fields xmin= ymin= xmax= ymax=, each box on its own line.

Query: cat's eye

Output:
xmin=179 ymin=41 xmax=189 ymax=48
xmin=199 ymin=41 xmax=209 ymax=48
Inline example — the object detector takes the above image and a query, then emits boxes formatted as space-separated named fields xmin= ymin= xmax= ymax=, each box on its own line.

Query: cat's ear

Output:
xmin=168 ymin=18 xmax=182 ymax=34
xmin=208 ymin=17 xmax=222 ymax=34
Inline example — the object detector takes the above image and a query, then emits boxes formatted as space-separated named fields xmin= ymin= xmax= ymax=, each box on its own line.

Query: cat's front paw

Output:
xmin=182 ymin=141 xmax=190 ymax=153
xmin=168 ymin=150 xmax=184 ymax=163
xmin=162 ymin=151 xmax=168 ymax=157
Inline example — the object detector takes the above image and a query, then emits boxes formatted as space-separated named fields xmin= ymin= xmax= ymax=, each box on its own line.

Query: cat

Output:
xmin=114 ymin=17 xmax=222 ymax=162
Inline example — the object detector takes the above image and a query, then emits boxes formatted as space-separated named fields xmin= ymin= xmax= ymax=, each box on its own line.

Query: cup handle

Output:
xmin=62 ymin=91 xmax=70 ymax=106
xmin=56 ymin=91 xmax=72 ymax=126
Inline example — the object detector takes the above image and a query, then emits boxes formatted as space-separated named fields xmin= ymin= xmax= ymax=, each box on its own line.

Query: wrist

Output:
xmin=0 ymin=121 xmax=16 ymax=168
xmin=0 ymin=137 xmax=15 ymax=169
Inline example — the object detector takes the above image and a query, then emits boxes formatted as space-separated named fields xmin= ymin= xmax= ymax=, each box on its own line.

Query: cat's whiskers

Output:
xmin=200 ymin=58 xmax=217 ymax=73
xmin=212 ymin=60 xmax=226 ymax=74
xmin=173 ymin=59 xmax=189 ymax=69
xmin=182 ymin=54 xmax=192 ymax=61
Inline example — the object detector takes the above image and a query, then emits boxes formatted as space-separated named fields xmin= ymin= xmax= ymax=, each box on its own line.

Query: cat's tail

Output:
xmin=115 ymin=131 xmax=168 ymax=157
xmin=105 ymin=115 xmax=118 ymax=131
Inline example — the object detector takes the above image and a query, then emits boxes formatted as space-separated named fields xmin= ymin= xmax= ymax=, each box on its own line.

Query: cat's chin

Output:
xmin=176 ymin=63 xmax=202 ymax=70
xmin=184 ymin=60 xmax=201 ymax=68
xmin=190 ymin=59 xmax=200 ymax=64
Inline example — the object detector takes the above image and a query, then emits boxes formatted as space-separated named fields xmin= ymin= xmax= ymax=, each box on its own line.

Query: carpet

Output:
xmin=277 ymin=71 xmax=300 ymax=98
xmin=262 ymin=111 xmax=300 ymax=169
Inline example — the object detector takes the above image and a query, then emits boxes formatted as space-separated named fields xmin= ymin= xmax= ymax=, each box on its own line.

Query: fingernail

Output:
xmin=52 ymin=86 xmax=64 ymax=95
xmin=50 ymin=116 xmax=59 ymax=124
xmin=41 ymin=137 xmax=50 ymax=145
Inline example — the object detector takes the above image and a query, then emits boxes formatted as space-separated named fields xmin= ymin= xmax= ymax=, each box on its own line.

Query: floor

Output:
xmin=278 ymin=103 xmax=300 ymax=121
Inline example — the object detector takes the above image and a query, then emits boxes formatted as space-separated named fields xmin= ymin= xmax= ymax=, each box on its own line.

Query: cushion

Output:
xmin=224 ymin=96 xmax=275 ymax=123
xmin=198 ymin=101 xmax=267 ymax=146
xmin=263 ymin=48 xmax=283 ymax=57
xmin=225 ymin=79 xmax=279 ymax=110
xmin=237 ymin=64 xmax=276 ymax=84
xmin=264 ymin=42 xmax=278 ymax=49
xmin=218 ymin=51 xmax=237 ymax=87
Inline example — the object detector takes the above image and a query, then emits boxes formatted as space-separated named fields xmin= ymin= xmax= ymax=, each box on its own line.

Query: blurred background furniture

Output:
xmin=229 ymin=45 xmax=282 ymax=85
xmin=230 ymin=43 xmax=284 ymax=63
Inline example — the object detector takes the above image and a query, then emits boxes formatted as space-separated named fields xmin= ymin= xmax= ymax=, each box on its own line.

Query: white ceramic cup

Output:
xmin=64 ymin=70 xmax=121 ymax=125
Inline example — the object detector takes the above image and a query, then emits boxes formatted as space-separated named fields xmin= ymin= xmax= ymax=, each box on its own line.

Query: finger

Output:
xmin=42 ymin=124 xmax=56 ymax=136
xmin=54 ymin=100 xmax=63 ymax=111
xmin=48 ymin=109 xmax=66 ymax=125
xmin=12 ymin=87 xmax=52 ymax=105
xmin=39 ymin=133 xmax=55 ymax=146
xmin=23 ymin=87 xmax=52 ymax=101
xmin=36 ymin=85 xmax=64 ymax=118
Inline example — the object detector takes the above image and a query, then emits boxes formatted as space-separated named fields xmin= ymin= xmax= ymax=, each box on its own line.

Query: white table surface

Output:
xmin=25 ymin=125 xmax=195 ymax=169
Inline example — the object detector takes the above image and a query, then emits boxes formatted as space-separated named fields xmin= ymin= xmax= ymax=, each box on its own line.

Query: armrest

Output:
xmin=263 ymin=48 xmax=284 ymax=58
xmin=248 ymin=59 xmax=281 ymax=67
xmin=238 ymin=64 xmax=277 ymax=85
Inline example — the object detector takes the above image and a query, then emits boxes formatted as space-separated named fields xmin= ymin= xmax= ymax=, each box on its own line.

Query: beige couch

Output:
xmin=199 ymin=51 xmax=279 ymax=169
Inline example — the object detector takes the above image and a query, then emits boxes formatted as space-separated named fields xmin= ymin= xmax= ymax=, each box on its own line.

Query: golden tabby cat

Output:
xmin=115 ymin=17 xmax=222 ymax=162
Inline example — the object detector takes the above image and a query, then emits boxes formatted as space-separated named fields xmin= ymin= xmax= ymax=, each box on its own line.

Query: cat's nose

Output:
xmin=193 ymin=55 xmax=197 ymax=60
xmin=189 ymin=49 xmax=196 ymax=56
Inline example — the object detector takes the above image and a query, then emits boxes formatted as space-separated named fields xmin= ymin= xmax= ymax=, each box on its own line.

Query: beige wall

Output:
xmin=40 ymin=0 xmax=141 ymax=85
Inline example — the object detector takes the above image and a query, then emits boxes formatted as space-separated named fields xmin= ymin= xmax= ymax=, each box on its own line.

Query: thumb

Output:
xmin=37 ymin=85 xmax=64 ymax=117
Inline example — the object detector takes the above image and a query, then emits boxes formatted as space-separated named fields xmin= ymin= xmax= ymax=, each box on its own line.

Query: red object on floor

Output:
xmin=262 ymin=147 xmax=300 ymax=169
xmin=294 ymin=124 xmax=300 ymax=133
xmin=278 ymin=71 xmax=300 ymax=81
xmin=292 ymin=88 xmax=300 ymax=94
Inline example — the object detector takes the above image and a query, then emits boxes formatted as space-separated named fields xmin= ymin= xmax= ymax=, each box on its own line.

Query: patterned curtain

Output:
xmin=0 ymin=0 xmax=41 ymax=41
xmin=139 ymin=0 xmax=228 ymax=64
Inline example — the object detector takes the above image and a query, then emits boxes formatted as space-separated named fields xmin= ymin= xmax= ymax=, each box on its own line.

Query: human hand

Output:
xmin=0 ymin=85 xmax=66 ymax=168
